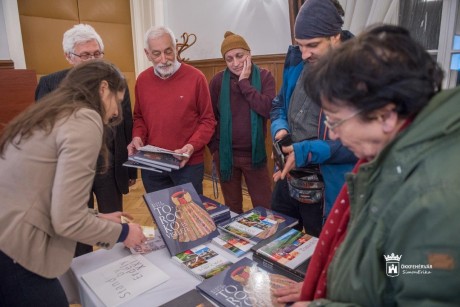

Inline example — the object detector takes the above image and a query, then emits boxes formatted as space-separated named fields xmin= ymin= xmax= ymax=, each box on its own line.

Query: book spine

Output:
xmin=252 ymin=252 xmax=305 ymax=281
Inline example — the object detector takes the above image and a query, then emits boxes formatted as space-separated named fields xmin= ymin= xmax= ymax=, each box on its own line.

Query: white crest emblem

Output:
xmin=384 ymin=253 xmax=402 ymax=277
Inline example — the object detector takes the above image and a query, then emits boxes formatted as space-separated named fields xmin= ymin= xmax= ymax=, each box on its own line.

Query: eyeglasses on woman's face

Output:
xmin=324 ymin=109 xmax=364 ymax=132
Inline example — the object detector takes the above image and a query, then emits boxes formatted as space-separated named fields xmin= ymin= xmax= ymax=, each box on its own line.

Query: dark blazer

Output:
xmin=35 ymin=69 xmax=137 ymax=195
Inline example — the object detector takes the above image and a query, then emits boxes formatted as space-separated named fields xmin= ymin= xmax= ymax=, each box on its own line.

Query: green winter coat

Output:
xmin=315 ymin=87 xmax=460 ymax=306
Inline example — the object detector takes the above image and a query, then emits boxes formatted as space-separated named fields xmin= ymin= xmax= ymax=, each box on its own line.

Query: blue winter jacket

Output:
xmin=270 ymin=32 xmax=357 ymax=218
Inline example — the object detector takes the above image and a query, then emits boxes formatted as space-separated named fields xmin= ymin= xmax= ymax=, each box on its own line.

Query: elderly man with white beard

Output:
xmin=128 ymin=26 xmax=216 ymax=195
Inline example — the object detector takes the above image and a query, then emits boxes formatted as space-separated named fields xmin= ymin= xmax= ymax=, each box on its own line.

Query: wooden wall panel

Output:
xmin=188 ymin=54 xmax=286 ymax=177
xmin=0 ymin=69 xmax=37 ymax=133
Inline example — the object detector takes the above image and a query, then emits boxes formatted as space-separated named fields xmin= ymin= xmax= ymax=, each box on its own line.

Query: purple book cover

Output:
xmin=144 ymin=183 xmax=220 ymax=256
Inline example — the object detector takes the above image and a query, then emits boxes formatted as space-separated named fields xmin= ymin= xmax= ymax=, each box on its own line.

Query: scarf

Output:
xmin=300 ymin=160 xmax=363 ymax=300
xmin=301 ymin=118 xmax=413 ymax=300
xmin=218 ymin=64 xmax=266 ymax=181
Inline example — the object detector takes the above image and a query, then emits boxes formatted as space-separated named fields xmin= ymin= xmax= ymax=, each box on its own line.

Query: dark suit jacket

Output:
xmin=35 ymin=69 xmax=137 ymax=195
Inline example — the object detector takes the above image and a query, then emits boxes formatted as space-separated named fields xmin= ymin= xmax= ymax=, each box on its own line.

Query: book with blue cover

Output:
xmin=217 ymin=207 xmax=298 ymax=245
xmin=199 ymin=195 xmax=231 ymax=223
xmin=144 ymin=183 xmax=220 ymax=256
xmin=196 ymin=257 xmax=301 ymax=307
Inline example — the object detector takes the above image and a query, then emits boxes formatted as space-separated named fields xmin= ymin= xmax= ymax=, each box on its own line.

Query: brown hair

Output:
xmin=0 ymin=60 xmax=127 ymax=170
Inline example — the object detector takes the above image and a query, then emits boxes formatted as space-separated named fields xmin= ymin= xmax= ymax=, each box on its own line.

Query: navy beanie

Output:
xmin=294 ymin=0 xmax=343 ymax=39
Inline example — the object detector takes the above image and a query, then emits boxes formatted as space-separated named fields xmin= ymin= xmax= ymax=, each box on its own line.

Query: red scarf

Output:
xmin=300 ymin=159 xmax=366 ymax=300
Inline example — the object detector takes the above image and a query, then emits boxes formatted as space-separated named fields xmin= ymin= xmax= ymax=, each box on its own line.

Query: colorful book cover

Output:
xmin=251 ymin=227 xmax=318 ymax=278
xmin=159 ymin=289 xmax=214 ymax=307
xmin=199 ymin=195 xmax=230 ymax=220
xmin=211 ymin=232 xmax=254 ymax=257
xmin=144 ymin=183 xmax=220 ymax=256
xmin=81 ymin=254 xmax=170 ymax=307
xmin=172 ymin=244 xmax=232 ymax=281
xmin=217 ymin=207 xmax=298 ymax=244
xmin=196 ymin=257 xmax=301 ymax=307
xmin=131 ymin=150 xmax=180 ymax=170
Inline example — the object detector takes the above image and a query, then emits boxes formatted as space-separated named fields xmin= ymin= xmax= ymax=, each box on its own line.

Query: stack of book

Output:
xmin=123 ymin=145 xmax=188 ymax=172
xmin=199 ymin=195 xmax=231 ymax=224
xmin=217 ymin=206 xmax=299 ymax=245
xmin=251 ymin=227 xmax=318 ymax=280
xmin=143 ymin=183 xmax=233 ymax=281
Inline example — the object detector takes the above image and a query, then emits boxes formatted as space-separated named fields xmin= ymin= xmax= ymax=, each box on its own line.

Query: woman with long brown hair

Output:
xmin=0 ymin=60 xmax=145 ymax=306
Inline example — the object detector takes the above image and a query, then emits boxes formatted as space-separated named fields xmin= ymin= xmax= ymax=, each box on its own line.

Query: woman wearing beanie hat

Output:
xmin=207 ymin=31 xmax=275 ymax=214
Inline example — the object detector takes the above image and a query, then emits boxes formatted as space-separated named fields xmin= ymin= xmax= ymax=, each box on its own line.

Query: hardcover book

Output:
xmin=217 ymin=207 xmax=298 ymax=245
xmin=144 ymin=182 xmax=220 ymax=256
xmin=123 ymin=160 xmax=163 ymax=173
xmin=130 ymin=150 xmax=180 ymax=170
xmin=196 ymin=257 xmax=301 ymax=307
xmin=172 ymin=244 xmax=233 ymax=281
xmin=81 ymin=254 xmax=170 ymax=307
xmin=139 ymin=144 xmax=190 ymax=158
xmin=199 ymin=195 xmax=231 ymax=223
xmin=251 ymin=227 xmax=318 ymax=279
xmin=159 ymin=289 xmax=214 ymax=307
xmin=211 ymin=232 xmax=254 ymax=258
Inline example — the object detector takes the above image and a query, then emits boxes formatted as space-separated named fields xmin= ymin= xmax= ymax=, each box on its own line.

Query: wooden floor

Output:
xmin=69 ymin=176 xmax=253 ymax=307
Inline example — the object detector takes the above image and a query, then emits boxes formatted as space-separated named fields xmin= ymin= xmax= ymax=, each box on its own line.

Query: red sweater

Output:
xmin=133 ymin=64 xmax=216 ymax=165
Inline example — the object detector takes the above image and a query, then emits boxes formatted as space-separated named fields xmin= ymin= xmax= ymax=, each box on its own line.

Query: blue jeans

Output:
xmin=0 ymin=251 xmax=68 ymax=307
xmin=141 ymin=163 xmax=204 ymax=194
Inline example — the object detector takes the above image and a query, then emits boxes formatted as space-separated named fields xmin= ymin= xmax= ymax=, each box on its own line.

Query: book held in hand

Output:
xmin=217 ymin=206 xmax=298 ymax=245
xmin=130 ymin=151 xmax=180 ymax=171
xmin=144 ymin=182 xmax=220 ymax=256
xmin=196 ymin=257 xmax=301 ymax=307
xmin=139 ymin=144 xmax=190 ymax=158
xmin=251 ymin=227 xmax=318 ymax=279
xmin=123 ymin=160 xmax=163 ymax=173
xmin=172 ymin=244 xmax=233 ymax=281
xmin=81 ymin=254 xmax=170 ymax=307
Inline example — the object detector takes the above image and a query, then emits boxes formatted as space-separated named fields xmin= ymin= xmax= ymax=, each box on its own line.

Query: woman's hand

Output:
xmin=123 ymin=223 xmax=146 ymax=248
xmin=272 ymin=281 xmax=303 ymax=304
xmin=98 ymin=211 xmax=133 ymax=223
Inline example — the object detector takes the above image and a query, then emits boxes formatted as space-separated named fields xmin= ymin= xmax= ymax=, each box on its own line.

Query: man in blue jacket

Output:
xmin=270 ymin=0 xmax=357 ymax=236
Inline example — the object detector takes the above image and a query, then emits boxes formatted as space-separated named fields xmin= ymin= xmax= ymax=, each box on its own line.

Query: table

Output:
xmin=66 ymin=233 xmax=246 ymax=306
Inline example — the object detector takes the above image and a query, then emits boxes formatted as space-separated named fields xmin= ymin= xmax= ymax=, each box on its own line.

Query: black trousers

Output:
xmin=0 ymin=251 xmax=68 ymax=307
xmin=271 ymin=178 xmax=323 ymax=237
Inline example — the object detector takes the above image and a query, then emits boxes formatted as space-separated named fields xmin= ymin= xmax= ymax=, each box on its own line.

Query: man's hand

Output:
xmin=175 ymin=144 xmax=194 ymax=168
xmin=239 ymin=55 xmax=252 ymax=81
xmin=127 ymin=136 xmax=143 ymax=155
xmin=280 ymin=145 xmax=296 ymax=180
xmin=274 ymin=129 xmax=289 ymax=141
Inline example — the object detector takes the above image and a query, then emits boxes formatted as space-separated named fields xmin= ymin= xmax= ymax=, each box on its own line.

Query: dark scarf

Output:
xmin=218 ymin=64 xmax=266 ymax=181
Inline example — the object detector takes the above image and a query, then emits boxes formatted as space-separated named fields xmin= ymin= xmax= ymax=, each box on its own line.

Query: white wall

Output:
xmin=0 ymin=0 xmax=10 ymax=60
xmin=164 ymin=0 xmax=291 ymax=60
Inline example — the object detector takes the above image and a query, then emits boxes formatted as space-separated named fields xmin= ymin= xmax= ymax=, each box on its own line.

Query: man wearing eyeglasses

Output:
xmin=35 ymin=24 xmax=137 ymax=257
xmin=270 ymin=0 xmax=357 ymax=237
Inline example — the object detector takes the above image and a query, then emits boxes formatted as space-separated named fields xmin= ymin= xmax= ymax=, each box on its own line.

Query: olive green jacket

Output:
xmin=315 ymin=87 xmax=460 ymax=306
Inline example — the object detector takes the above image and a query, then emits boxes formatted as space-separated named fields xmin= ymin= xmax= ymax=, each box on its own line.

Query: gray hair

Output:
xmin=62 ymin=24 xmax=104 ymax=54
xmin=144 ymin=26 xmax=176 ymax=50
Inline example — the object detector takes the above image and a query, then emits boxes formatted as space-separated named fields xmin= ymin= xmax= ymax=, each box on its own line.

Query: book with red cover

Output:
xmin=144 ymin=183 xmax=220 ymax=256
